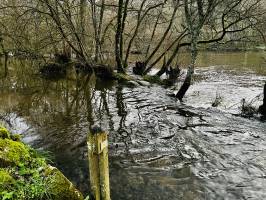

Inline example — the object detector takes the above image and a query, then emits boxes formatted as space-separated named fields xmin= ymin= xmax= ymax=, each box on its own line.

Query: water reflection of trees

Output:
xmin=0 ymin=61 xmax=130 ymax=145
xmin=0 ymin=60 xmax=206 ymax=199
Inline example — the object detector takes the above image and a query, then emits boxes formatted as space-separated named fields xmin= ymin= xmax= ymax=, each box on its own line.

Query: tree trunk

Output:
xmin=259 ymin=82 xmax=266 ymax=115
xmin=175 ymin=34 xmax=197 ymax=101
xmin=79 ymin=0 xmax=86 ymax=44
xmin=4 ymin=52 xmax=8 ymax=77
xmin=156 ymin=57 xmax=167 ymax=77
xmin=143 ymin=6 xmax=178 ymax=67
xmin=175 ymin=66 xmax=193 ymax=101
xmin=124 ymin=0 xmax=147 ymax=66
xmin=143 ymin=29 xmax=187 ymax=76
xmin=90 ymin=0 xmax=105 ymax=62
xmin=96 ymin=0 xmax=106 ymax=62
xmin=145 ymin=11 xmax=161 ymax=58
xmin=175 ymin=0 xmax=200 ymax=101
xmin=156 ymin=65 xmax=167 ymax=77
xmin=119 ymin=0 xmax=129 ymax=67
xmin=115 ymin=0 xmax=124 ymax=73
xmin=263 ymin=82 xmax=266 ymax=107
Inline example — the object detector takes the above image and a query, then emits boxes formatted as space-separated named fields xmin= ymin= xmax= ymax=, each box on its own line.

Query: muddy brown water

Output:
xmin=0 ymin=51 xmax=266 ymax=200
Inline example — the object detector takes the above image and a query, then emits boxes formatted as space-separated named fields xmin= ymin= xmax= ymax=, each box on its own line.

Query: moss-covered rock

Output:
xmin=0 ymin=126 xmax=10 ymax=139
xmin=11 ymin=134 xmax=21 ymax=141
xmin=0 ymin=169 xmax=15 ymax=190
xmin=0 ymin=138 xmax=31 ymax=167
xmin=0 ymin=126 xmax=84 ymax=200
xmin=45 ymin=166 xmax=83 ymax=200
xmin=126 ymin=81 xmax=140 ymax=87
xmin=136 ymin=80 xmax=151 ymax=87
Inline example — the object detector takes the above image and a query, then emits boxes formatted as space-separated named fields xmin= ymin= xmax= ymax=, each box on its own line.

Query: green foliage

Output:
xmin=0 ymin=127 xmax=10 ymax=139
xmin=0 ymin=126 xmax=83 ymax=200
xmin=0 ymin=169 xmax=15 ymax=192
xmin=6 ymin=164 xmax=47 ymax=199
xmin=10 ymin=134 xmax=21 ymax=142
xmin=0 ymin=139 xmax=49 ymax=200
xmin=0 ymin=138 xmax=31 ymax=167
xmin=1 ymin=191 xmax=14 ymax=200
xmin=0 ymin=126 xmax=21 ymax=142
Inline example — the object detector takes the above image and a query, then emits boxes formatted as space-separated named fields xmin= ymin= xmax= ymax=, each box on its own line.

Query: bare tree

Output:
xmin=123 ymin=0 xmax=165 ymax=67
xmin=89 ymin=0 xmax=106 ymax=62
xmin=0 ymin=36 xmax=8 ymax=77
xmin=0 ymin=0 xmax=264 ymax=81
xmin=115 ymin=0 xmax=127 ymax=73
xmin=175 ymin=0 xmax=265 ymax=100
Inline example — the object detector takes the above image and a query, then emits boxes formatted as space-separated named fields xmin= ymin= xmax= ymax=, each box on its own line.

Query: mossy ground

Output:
xmin=0 ymin=126 xmax=84 ymax=200
xmin=143 ymin=75 xmax=163 ymax=85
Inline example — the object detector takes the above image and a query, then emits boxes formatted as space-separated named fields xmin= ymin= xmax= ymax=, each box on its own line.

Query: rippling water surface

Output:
xmin=0 ymin=51 xmax=265 ymax=199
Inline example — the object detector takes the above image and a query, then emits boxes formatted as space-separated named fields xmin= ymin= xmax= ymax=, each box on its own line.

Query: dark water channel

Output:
xmin=0 ymin=51 xmax=266 ymax=200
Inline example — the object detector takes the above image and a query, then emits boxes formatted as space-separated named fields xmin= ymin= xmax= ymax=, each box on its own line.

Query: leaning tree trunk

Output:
xmin=124 ymin=0 xmax=147 ymax=67
xmin=175 ymin=33 xmax=197 ymax=101
xmin=156 ymin=57 xmax=167 ymax=77
xmin=175 ymin=66 xmax=193 ymax=101
xmin=175 ymin=0 xmax=200 ymax=101
xmin=263 ymin=82 xmax=266 ymax=108
xmin=143 ymin=6 xmax=178 ymax=68
xmin=259 ymin=82 xmax=266 ymax=115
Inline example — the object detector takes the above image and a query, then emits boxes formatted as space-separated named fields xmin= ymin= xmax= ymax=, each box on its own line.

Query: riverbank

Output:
xmin=0 ymin=126 xmax=84 ymax=200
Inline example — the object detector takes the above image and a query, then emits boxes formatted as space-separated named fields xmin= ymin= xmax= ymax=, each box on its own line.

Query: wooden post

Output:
xmin=88 ymin=125 xmax=110 ymax=200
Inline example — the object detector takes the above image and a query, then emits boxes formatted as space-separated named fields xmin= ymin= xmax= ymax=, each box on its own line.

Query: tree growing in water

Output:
xmin=142 ymin=0 xmax=266 ymax=100
xmin=259 ymin=82 xmax=266 ymax=116
xmin=0 ymin=0 xmax=265 ymax=86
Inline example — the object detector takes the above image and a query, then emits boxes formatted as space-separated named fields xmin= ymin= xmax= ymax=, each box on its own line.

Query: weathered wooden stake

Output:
xmin=88 ymin=125 xmax=110 ymax=200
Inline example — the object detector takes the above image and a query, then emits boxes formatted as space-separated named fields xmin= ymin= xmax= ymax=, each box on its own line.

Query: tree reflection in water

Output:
xmin=2 ymin=58 xmax=265 ymax=199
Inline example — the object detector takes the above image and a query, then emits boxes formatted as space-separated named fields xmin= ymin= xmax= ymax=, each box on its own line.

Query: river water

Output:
xmin=0 ymin=51 xmax=266 ymax=200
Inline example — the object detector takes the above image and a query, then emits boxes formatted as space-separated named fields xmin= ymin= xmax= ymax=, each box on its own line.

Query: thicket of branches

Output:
xmin=0 ymin=0 xmax=265 ymax=98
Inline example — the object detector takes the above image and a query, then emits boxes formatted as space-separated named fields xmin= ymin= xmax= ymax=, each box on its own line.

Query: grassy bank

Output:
xmin=0 ymin=126 xmax=84 ymax=200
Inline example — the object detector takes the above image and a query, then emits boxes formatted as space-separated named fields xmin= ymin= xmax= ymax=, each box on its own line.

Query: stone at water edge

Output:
xmin=44 ymin=165 xmax=84 ymax=200
xmin=127 ymin=81 xmax=140 ymax=87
